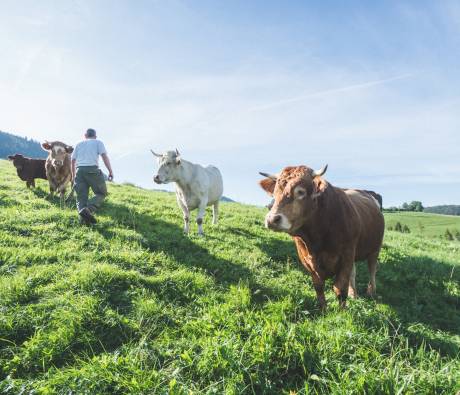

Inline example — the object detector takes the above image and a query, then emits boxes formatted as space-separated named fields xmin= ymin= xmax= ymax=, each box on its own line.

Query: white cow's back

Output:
xmin=204 ymin=165 xmax=223 ymax=204
xmin=174 ymin=160 xmax=223 ymax=210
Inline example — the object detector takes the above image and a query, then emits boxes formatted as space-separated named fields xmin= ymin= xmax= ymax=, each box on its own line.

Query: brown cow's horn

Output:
xmin=150 ymin=149 xmax=162 ymax=157
xmin=259 ymin=172 xmax=277 ymax=181
xmin=312 ymin=164 xmax=328 ymax=177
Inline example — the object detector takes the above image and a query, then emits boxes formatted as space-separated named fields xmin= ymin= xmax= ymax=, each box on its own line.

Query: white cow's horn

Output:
xmin=150 ymin=149 xmax=162 ymax=157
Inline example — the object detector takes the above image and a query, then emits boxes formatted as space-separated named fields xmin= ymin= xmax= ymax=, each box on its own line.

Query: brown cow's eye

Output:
xmin=295 ymin=188 xmax=306 ymax=198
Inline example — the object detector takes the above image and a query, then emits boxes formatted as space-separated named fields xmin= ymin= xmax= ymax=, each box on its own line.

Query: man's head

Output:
xmin=151 ymin=149 xmax=181 ymax=184
xmin=42 ymin=141 xmax=74 ymax=169
xmin=85 ymin=128 xmax=97 ymax=139
xmin=259 ymin=164 xmax=328 ymax=234
xmin=8 ymin=154 xmax=26 ymax=170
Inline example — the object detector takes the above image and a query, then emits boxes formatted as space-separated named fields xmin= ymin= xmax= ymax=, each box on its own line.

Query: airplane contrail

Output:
xmin=249 ymin=73 xmax=414 ymax=112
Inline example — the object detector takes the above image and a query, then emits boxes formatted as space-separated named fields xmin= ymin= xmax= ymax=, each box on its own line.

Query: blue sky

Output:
xmin=1 ymin=0 xmax=459 ymax=206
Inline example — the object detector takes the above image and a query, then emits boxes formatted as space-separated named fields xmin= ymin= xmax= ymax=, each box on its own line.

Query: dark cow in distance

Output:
xmin=7 ymin=154 xmax=47 ymax=188
xmin=259 ymin=165 xmax=384 ymax=309
xmin=42 ymin=141 xmax=74 ymax=205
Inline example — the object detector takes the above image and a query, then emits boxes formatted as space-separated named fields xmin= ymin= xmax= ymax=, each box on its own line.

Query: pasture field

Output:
xmin=384 ymin=211 xmax=460 ymax=238
xmin=0 ymin=159 xmax=459 ymax=394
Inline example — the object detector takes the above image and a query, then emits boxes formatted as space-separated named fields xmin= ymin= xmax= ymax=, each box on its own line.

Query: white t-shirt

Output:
xmin=71 ymin=139 xmax=107 ymax=167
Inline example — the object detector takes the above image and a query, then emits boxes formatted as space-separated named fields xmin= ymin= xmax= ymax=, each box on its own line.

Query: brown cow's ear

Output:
xmin=7 ymin=155 xmax=15 ymax=161
xmin=311 ymin=177 xmax=327 ymax=200
xmin=65 ymin=146 xmax=74 ymax=154
xmin=42 ymin=142 xmax=52 ymax=151
xmin=259 ymin=178 xmax=276 ymax=196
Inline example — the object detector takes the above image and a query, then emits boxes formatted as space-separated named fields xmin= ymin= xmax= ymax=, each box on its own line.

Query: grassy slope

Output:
xmin=384 ymin=211 xmax=460 ymax=238
xmin=0 ymin=159 xmax=459 ymax=394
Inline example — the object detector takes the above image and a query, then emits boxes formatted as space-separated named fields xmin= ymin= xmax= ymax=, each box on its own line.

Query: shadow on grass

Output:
xmin=230 ymin=226 xmax=460 ymax=356
xmin=356 ymin=247 xmax=460 ymax=356
xmin=94 ymin=201 xmax=302 ymax=308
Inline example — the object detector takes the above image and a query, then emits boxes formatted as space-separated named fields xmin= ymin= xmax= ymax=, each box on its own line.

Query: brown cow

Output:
xmin=7 ymin=154 xmax=47 ymax=188
xmin=42 ymin=141 xmax=74 ymax=205
xmin=259 ymin=165 xmax=384 ymax=309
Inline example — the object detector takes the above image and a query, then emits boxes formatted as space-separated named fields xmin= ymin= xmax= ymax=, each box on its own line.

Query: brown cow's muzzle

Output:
xmin=265 ymin=212 xmax=292 ymax=232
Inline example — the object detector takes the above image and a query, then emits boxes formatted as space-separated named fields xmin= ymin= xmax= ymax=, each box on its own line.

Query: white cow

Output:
xmin=152 ymin=149 xmax=223 ymax=235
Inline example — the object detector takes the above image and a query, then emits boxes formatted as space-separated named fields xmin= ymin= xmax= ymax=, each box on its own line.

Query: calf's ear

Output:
xmin=7 ymin=155 xmax=15 ymax=161
xmin=42 ymin=142 xmax=52 ymax=151
xmin=65 ymin=145 xmax=74 ymax=154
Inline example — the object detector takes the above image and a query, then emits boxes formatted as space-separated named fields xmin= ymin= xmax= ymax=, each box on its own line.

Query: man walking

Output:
xmin=71 ymin=128 xmax=114 ymax=225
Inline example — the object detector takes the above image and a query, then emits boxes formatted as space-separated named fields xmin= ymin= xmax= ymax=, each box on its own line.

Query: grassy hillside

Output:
xmin=384 ymin=211 xmax=460 ymax=238
xmin=0 ymin=159 xmax=459 ymax=394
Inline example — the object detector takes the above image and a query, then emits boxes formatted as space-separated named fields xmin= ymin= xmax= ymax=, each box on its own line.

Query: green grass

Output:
xmin=0 ymin=159 xmax=459 ymax=394
xmin=384 ymin=211 xmax=460 ymax=238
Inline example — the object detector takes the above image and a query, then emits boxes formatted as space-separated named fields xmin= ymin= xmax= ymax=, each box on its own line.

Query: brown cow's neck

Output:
xmin=292 ymin=184 xmax=343 ymax=253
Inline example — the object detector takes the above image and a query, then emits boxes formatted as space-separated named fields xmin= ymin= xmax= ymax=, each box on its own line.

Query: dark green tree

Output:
xmin=409 ymin=201 xmax=424 ymax=212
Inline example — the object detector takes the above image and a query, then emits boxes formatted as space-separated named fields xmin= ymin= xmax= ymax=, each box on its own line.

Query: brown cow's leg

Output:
xmin=367 ymin=252 xmax=379 ymax=297
xmin=311 ymin=275 xmax=327 ymax=310
xmin=60 ymin=188 xmax=66 ymax=209
xmin=48 ymin=181 xmax=55 ymax=198
xmin=348 ymin=263 xmax=357 ymax=299
xmin=334 ymin=260 xmax=354 ymax=308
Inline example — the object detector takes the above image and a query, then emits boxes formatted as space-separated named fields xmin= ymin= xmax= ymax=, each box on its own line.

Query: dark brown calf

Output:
xmin=7 ymin=154 xmax=47 ymax=188
xmin=259 ymin=165 xmax=384 ymax=309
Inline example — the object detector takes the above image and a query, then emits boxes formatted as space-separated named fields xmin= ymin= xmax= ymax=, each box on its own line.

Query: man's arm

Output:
xmin=101 ymin=153 xmax=114 ymax=181
xmin=71 ymin=159 xmax=76 ymax=182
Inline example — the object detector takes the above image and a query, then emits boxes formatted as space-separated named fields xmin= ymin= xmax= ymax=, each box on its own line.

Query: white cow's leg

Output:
xmin=196 ymin=201 xmax=207 ymax=236
xmin=212 ymin=202 xmax=219 ymax=225
xmin=177 ymin=196 xmax=190 ymax=234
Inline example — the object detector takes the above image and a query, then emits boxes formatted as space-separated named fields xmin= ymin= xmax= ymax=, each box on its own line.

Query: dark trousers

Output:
xmin=75 ymin=166 xmax=107 ymax=213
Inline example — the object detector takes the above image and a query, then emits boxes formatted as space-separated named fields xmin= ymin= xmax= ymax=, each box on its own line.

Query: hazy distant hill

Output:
xmin=0 ymin=130 xmax=46 ymax=159
xmin=425 ymin=205 xmax=460 ymax=216
xmin=220 ymin=196 xmax=235 ymax=202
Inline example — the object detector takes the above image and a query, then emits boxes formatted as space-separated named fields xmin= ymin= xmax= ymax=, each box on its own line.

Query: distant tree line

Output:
xmin=385 ymin=201 xmax=424 ymax=212
xmin=385 ymin=201 xmax=460 ymax=217
xmin=425 ymin=205 xmax=460 ymax=216
xmin=0 ymin=130 xmax=46 ymax=159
